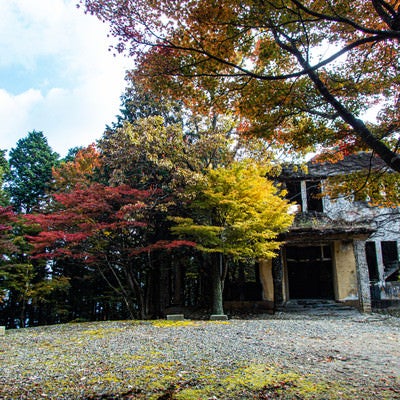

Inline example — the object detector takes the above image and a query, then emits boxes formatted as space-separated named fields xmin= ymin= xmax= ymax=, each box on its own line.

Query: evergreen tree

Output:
xmin=0 ymin=150 xmax=10 ymax=206
xmin=6 ymin=131 xmax=59 ymax=213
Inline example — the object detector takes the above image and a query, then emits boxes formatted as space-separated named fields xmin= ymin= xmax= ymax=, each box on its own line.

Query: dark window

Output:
xmin=306 ymin=181 xmax=323 ymax=212
xmin=381 ymin=241 xmax=399 ymax=282
xmin=285 ymin=181 xmax=302 ymax=205
xmin=284 ymin=180 xmax=323 ymax=212
xmin=365 ymin=242 xmax=380 ymax=281
xmin=286 ymin=245 xmax=330 ymax=262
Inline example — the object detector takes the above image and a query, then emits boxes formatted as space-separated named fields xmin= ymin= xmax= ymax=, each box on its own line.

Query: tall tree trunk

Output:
xmin=20 ymin=298 xmax=26 ymax=328
xmin=210 ymin=254 xmax=224 ymax=315
xmin=126 ymin=270 xmax=146 ymax=319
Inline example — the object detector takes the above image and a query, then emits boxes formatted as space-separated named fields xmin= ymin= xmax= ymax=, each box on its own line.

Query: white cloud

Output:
xmin=0 ymin=1 xmax=70 ymax=69
xmin=0 ymin=88 xmax=43 ymax=143
xmin=0 ymin=0 xmax=131 ymax=156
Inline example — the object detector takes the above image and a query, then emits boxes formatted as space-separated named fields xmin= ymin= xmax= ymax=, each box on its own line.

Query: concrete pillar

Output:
xmin=272 ymin=251 xmax=284 ymax=311
xmin=300 ymin=181 xmax=308 ymax=212
xmin=354 ymin=240 xmax=372 ymax=313
xmin=374 ymin=240 xmax=386 ymax=280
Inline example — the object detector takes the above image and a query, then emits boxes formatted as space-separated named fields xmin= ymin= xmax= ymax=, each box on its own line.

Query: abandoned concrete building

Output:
xmin=237 ymin=152 xmax=400 ymax=313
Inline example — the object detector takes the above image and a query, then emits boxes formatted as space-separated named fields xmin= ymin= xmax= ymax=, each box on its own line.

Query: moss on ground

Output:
xmin=149 ymin=319 xmax=229 ymax=328
xmin=1 ymin=320 xmax=397 ymax=399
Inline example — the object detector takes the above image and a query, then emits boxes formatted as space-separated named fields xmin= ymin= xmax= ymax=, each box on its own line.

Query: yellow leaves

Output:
xmin=150 ymin=320 xmax=197 ymax=328
xmin=170 ymin=160 xmax=294 ymax=259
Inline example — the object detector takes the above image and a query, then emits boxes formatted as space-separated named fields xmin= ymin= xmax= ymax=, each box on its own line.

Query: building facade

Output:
xmin=258 ymin=153 xmax=400 ymax=313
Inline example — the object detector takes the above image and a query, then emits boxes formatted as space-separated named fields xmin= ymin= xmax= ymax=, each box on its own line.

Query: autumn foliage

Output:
xmin=52 ymin=144 xmax=101 ymax=191
xmin=26 ymin=183 xmax=195 ymax=318
xmin=81 ymin=0 xmax=400 ymax=172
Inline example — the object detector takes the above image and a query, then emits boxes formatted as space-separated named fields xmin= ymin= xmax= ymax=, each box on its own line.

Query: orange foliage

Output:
xmin=52 ymin=144 xmax=101 ymax=191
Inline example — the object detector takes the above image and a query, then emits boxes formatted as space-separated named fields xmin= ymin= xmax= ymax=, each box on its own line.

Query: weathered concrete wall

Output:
xmin=324 ymin=190 xmax=400 ymax=306
xmin=259 ymin=259 xmax=274 ymax=302
xmin=354 ymin=240 xmax=372 ymax=312
xmin=323 ymin=194 xmax=400 ymax=241
xmin=332 ymin=240 xmax=359 ymax=303
xmin=379 ymin=282 xmax=400 ymax=301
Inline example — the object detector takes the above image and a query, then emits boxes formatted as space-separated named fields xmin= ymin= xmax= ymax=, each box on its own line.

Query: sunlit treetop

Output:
xmin=80 ymin=0 xmax=400 ymax=171
xmin=52 ymin=144 xmax=101 ymax=192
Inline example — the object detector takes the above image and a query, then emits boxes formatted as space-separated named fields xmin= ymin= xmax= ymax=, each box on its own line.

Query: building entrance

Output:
xmin=286 ymin=245 xmax=334 ymax=299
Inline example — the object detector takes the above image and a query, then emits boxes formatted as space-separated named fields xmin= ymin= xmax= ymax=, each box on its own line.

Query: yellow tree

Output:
xmin=171 ymin=161 xmax=293 ymax=315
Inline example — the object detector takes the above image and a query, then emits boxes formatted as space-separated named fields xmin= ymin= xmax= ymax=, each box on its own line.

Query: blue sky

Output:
xmin=0 ymin=0 xmax=131 ymax=157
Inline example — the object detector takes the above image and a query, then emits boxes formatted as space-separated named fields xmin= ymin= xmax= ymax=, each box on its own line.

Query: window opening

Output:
xmin=286 ymin=245 xmax=334 ymax=299
xmin=285 ymin=180 xmax=323 ymax=212
xmin=306 ymin=181 xmax=323 ymax=212
xmin=285 ymin=181 xmax=302 ymax=206
xmin=381 ymin=241 xmax=399 ymax=282
xmin=365 ymin=242 xmax=380 ymax=281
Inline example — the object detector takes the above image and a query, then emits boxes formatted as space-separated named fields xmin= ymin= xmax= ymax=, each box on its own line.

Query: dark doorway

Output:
xmin=365 ymin=241 xmax=381 ymax=301
xmin=286 ymin=245 xmax=334 ymax=299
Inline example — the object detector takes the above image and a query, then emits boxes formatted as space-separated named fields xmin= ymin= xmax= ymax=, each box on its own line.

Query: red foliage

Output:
xmin=0 ymin=206 xmax=16 ymax=226
xmin=130 ymin=240 xmax=197 ymax=255
xmin=26 ymin=184 xmax=196 ymax=263
xmin=0 ymin=206 xmax=18 ymax=254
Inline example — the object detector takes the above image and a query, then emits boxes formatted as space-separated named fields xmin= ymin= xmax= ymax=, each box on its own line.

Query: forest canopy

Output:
xmin=80 ymin=0 xmax=400 ymax=172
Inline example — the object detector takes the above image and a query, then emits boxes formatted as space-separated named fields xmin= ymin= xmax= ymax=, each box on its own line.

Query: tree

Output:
xmin=323 ymin=163 xmax=400 ymax=208
xmin=171 ymin=161 xmax=293 ymax=315
xmin=0 ymin=206 xmax=17 ymax=306
xmin=0 ymin=206 xmax=69 ymax=327
xmin=27 ymin=183 xmax=194 ymax=319
xmin=61 ymin=146 xmax=85 ymax=163
xmin=99 ymin=116 xmax=238 ymax=192
xmin=110 ymin=77 xmax=184 ymax=129
xmin=99 ymin=115 xmax=238 ymax=314
xmin=99 ymin=112 xmax=284 ymax=313
xmin=6 ymin=131 xmax=59 ymax=213
xmin=80 ymin=0 xmax=400 ymax=172
xmin=51 ymin=144 xmax=101 ymax=192
xmin=0 ymin=150 xmax=10 ymax=206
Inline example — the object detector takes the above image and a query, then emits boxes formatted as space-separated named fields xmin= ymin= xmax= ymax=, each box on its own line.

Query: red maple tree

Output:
xmin=26 ymin=183 xmax=195 ymax=318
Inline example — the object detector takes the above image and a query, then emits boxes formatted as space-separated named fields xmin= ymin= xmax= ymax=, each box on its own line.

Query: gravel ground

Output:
xmin=0 ymin=310 xmax=400 ymax=399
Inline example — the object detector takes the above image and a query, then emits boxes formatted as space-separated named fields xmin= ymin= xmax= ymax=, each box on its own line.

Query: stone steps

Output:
xmin=283 ymin=299 xmax=356 ymax=313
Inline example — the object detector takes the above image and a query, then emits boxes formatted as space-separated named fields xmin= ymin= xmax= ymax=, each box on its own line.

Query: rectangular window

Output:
xmin=381 ymin=241 xmax=399 ymax=281
xmin=285 ymin=181 xmax=302 ymax=206
xmin=365 ymin=241 xmax=379 ymax=281
xmin=285 ymin=180 xmax=323 ymax=213
xmin=286 ymin=245 xmax=331 ymax=262
xmin=306 ymin=181 xmax=323 ymax=212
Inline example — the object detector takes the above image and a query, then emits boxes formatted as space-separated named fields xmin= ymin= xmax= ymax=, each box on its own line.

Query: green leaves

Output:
xmin=6 ymin=131 xmax=59 ymax=213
